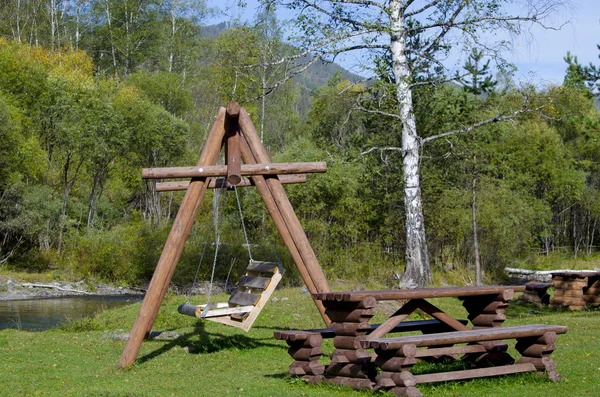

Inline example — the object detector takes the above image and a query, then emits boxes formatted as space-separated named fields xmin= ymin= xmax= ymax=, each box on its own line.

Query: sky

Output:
xmin=207 ymin=0 xmax=600 ymax=87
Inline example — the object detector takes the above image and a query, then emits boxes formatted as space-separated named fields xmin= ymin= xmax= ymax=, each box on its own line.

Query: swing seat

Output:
xmin=178 ymin=260 xmax=284 ymax=332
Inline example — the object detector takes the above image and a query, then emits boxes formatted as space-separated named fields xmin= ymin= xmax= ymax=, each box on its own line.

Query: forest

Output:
xmin=0 ymin=0 xmax=599 ymax=289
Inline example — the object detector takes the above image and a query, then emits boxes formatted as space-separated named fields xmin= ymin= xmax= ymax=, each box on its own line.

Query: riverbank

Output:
xmin=0 ymin=277 xmax=145 ymax=301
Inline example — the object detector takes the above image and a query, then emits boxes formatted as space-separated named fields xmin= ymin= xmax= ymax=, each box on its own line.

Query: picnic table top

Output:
xmin=312 ymin=285 xmax=526 ymax=302
xmin=550 ymin=270 xmax=600 ymax=277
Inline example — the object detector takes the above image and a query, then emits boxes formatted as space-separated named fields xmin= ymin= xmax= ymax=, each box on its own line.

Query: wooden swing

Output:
xmin=177 ymin=176 xmax=285 ymax=331
xmin=178 ymin=260 xmax=283 ymax=331
xmin=119 ymin=102 xmax=332 ymax=368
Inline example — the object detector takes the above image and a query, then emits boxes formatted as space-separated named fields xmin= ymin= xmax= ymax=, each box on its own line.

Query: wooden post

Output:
xmin=226 ymin=101 xmax=242 ymax=185
xmin=238 ymin=108 xmax=331 ymax=295
xmin=118 ymin=107 xmax=227 ymax=368
xmin=238 ymin=108 xmax=331 ymax=324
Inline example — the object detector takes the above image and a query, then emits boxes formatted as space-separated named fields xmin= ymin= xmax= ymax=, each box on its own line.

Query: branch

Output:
xmin=296 ymin=0 xmax=371 ymax=29
xmin=331 ymin=0 xmax=386 ymax=10
xmin=405 ymin=0 xmax=444 ymax=18
xmin=418 ymin=0 xmax=467 ymax=57
xmin=354 ymin=105 xmax=402 ymax=120
xmin=361 ymin=146 xmax=403 ymax=156
xmin=421 ymin=103 xmax=546 ymax=144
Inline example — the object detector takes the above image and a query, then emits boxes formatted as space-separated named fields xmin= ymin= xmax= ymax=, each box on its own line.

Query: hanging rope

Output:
xmin=241 ymin=177 xmax=283 ymax=273
xmin=234 ymin=185 xmax=253 ymax=263
xmin=201 ymin=184 xmax=229 ymax=318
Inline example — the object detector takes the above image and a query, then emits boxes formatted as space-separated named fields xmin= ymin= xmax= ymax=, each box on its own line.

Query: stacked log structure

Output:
xmin=322 ymin=296 xmax=378 ymax=390
xmin=515 ymin=331 xmax=562 ymax=382
xmin=585 ymin=274 xmax=600 ymax=307
xmin=549 ymin=272 xmax=600 ymax=310
xmin=373 ymin=344 xmax=421 ymax=397
xmin=459 ymin=291 xmax=514 ymax=365
xmin=518 ymin=282 xmax=551 ymax=307
xmin=460 ymin=290 xmax=514 ymax=328
xmin=273 ymin=331 xmax=325 ymax=384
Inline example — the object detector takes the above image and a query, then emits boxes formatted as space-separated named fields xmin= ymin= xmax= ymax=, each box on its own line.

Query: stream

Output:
xmin=0 ymin=295 xmax=143 ymax=331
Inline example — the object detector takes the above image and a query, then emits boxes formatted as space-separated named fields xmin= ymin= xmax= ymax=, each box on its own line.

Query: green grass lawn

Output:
xmin=1 ymin=288 xmax=599 ymax=396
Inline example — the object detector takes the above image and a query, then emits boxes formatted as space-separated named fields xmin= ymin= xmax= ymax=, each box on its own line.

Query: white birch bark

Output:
xmin=390 ymin=0 xmax=431 ymax=287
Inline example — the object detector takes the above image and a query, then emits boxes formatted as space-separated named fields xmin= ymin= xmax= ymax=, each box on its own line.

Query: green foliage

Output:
xmin=60 ymin=219 xmax=169 ymax=284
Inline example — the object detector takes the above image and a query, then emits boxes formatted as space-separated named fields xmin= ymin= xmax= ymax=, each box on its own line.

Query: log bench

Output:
xmin=361 ymin=324 xmax=568 ymax=397
xmin=274 ymin=319 xmax=468 ymax=385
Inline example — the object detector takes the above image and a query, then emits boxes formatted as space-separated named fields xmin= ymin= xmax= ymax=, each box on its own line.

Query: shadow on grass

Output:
xmin=136 ymin=321 xmax=282 ymax=365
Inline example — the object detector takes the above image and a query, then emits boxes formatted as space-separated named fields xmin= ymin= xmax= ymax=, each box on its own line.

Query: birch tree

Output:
xmin=261 ymin=0 xmax=568 ymax=287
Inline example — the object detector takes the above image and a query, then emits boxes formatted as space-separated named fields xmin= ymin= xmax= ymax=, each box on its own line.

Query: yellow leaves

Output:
xmin=0 ymin=39 xmax=94 ymax=87
xmin=47 ymin=49 xmax=94 ymax=86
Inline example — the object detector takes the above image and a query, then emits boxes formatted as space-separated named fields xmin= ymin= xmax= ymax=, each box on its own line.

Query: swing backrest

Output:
xmin=228 ymin=261 xmax=282 ymax=308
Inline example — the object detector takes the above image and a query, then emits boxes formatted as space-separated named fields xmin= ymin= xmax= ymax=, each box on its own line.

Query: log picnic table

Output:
xmin=275 ymin=285 xmax=569 ymax=396
xmin=549 ymin=270 xmax=600 ymax=310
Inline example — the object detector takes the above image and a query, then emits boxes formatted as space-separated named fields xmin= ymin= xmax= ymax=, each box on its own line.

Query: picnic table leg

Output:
xmin=460 ymin=291 xmax=515 ymax=366
xmin=515 ymin=331 xmax=562 ymax=381
xmin=550 ymin=274 xmax=588 ymax=310
xmin=322 ymin=297 xmax=377 ymax=391
xmin=585 ymin=275 xmax=600 ymax=307
xmin=373 ymin=344 xmax=421 ymax=397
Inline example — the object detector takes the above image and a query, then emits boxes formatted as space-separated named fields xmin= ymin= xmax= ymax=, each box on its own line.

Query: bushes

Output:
xmin=60 ymin=219 xmax=169 ymax=285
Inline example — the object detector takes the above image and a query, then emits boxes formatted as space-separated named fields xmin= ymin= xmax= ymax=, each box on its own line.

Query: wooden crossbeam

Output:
xmin=142 ymin=162 xmax=326 ymax=179
xmin=155 ymin=174 xmax=307 ymax=192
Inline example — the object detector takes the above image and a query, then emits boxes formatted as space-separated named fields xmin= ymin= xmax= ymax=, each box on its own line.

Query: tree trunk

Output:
xmin=390 ymin=0 xmax=431 ymax=288
xmin=472 ymin=177 xmax=481 ymax=285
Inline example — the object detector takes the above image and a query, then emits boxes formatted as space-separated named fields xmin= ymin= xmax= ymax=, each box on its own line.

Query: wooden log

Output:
xmin=155 ymin=174 xmax=307 ymax=191
xmin=325 ymin=363 xmax=375 ymax=379
xmin=416 ymin=344 xmax=487 ymax=358
xmin=321 ymin=296 xmax=377 ymax=310
xmin=333 ymin=335 xmax=366 ymax=350
xmin=142 ymin=162 xmax=327 ymax=179
xmin=552 ymin=289 xmax=584 ymax=298
xmin=325 ymin=377 xmax=374 ymax=391
xmin=289 ymin=360 xmax=325 ymax=376
xmin=313 ymin=286 xmax=524 ymax=302
xmin=391 ymin=371 xmax=417 ymax=387
xmin=469 ymin=313 xmax=506 ymax=327
xmin=461 ymin=295 xmax=510 ymax=313
xmin=240 ymin=118 xmax=332 ymax=298
xmin=288 ymin=346 xmax=324 ymax=361
xmin=325 ymin=308 xmax=375 ymax=323
xmin=274 ymin=331 xmax=323 ymax=347
xmin=329 ymin=321 xmax=372 ymax=336
xmin=516 ymin=356 xmax=557 ymax=372
xmin=515 ymin=343 xmax=556 ymax=358
xmin=225 ymin=104 xmax=241 ymax=185
xmin=118 ymin=107 xmax=227 ymax=369
xmin=375 ymin=372 xmax=396 ymax=388
xmin=515 ymin=332 xmax=557 ymax=347
xmin=414 ymin=363 xmax=536 ymax=384
xmin=583 ymin=295 xmax=600 ymax=305
xmin=330 ymin=348 xmax=372 ymax=364
xmin=238 ymin=118 xmax=330 ymax=324
xmin=552 ymin=281 xmax=589 ymax=289
xmin=362 ymin=325 xmax=568 ymax=350
xmin=375 ymin=356 xmax=418 ymax=371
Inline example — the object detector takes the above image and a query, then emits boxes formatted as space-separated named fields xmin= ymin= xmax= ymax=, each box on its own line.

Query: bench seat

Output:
xmin=360 ymin=324 xmax=568 ymax=397
xmin=362 ymin=324 xmax=567 ymax=349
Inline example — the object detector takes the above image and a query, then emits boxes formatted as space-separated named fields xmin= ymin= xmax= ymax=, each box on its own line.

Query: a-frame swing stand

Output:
xmin=118 ymin=102 xmax=332 ymax=368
